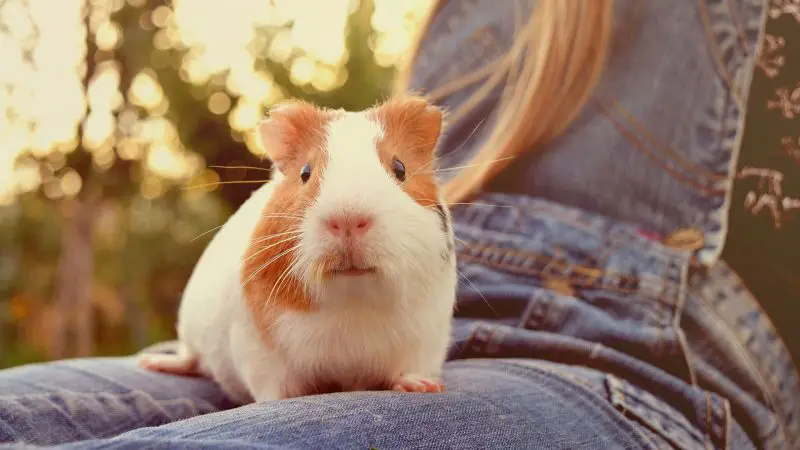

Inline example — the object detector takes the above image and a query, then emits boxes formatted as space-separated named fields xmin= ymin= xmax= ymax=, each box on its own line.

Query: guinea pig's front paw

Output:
xmin=391 ymin=374 xmax=445 ymax=393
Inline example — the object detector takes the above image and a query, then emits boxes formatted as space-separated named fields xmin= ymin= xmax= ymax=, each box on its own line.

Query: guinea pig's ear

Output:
xmin=257 ymin=101 xmax=327 ymax=172
xmin=372 ymin=95 xmax=445 ymax=158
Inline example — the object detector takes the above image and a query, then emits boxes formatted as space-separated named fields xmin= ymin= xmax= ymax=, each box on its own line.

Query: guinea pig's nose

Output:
xmin=324 ymin=213 xmax=373 ymax=238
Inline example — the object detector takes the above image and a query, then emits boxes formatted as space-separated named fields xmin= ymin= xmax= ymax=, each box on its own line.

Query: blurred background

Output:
xmin=0 ymin=0 xmax=429 ymax=367
xmin=1 ymin=0 xmax=798 ymax=370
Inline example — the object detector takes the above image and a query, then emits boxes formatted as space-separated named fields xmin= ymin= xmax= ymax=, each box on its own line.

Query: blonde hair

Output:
xmin=394 ymin=0 xmax=615 ymax=203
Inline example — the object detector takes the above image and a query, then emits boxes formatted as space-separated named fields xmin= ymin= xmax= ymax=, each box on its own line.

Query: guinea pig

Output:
xmin=139 ymin=95 xmax=457 ymax=403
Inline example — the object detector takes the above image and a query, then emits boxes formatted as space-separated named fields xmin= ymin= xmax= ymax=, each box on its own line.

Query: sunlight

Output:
xmin=0 ymin=0 xmax=430 ymax=201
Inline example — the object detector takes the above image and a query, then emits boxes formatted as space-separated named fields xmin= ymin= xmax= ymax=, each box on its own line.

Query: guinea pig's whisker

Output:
xmin=430 ymin=156 xmax=515 ymax=174
xmin=265 ymin=260 xmax=298 ymax=315
xmin=397 ymin=117 xmax=490 ymax=189
xmin=434 ymin=117 xmax=488 ymax=166
xmin=242 ymin=235 xmax=301 ymax=266
xmin=239 ymin=245 xmax=298 ymax=293
xmin=191 ymin=224 xmax=226 ymax=242
xmin=251 ymin=229 xmax=303 ymax=245
xmin=400 ymin=131 xmax=500 ymax=187
xmin=455 ymin=267 xmax=499 ymax=317
xmin=445 ymin=202 xmax=514 ymax=208
xmin=182 ymin=180 xmax=272 ymax=190
xmin=412 ymin=116 xmax=488 ymax=180
xmin=193 ymin=215 xmax=300 ymax=244
xmin=416 ymin=199 xmax=514 ymax=209
xmin=208 ymin=165 xmax=272 ymax=172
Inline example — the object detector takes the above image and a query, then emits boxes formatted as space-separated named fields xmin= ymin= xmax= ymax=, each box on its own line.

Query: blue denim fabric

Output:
xmin=410 ymin=0 xmax=768 ymax=266
xmin=1 ymin=194 xmax=798 ymax=449
xmin=0 ymin=357 xmax=756 ymax=450
xmin=448 ymin=193 xmax=800 ymax=449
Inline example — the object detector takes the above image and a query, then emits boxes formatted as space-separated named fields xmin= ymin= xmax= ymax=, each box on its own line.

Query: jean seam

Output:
xmin=698 ymin=0 xmax=768 ymax=266
xmin=0 ymin=391 xmax=204 ymax=417
xmin=671 ymin=254 xmax=699 ymax=387
xmin=456 ymin=245 xmax=674 ymax=307
xmin=723 ymin=0 xmax=752 ymax=57
xmin=459 ymin=242 xmax=639 ymax=287
xmin=459 ymin=196 xmax=692 ymax=261
xmin=722 ymin=396 xmax=732 ymax=450
xmin=455 ymin=203 xmax=605 ymax=241
xmin=694 ymin=290 xmax=791 ymax=446
xmin=486 ymin=362 xmax=679 ymax=448
xmin=609 ymin=375 xmax=710 ymax=449
xmin=596 ymin=100 xmax=728 ymax=196
xmin=1 ymin=392 xmax=205 ymax=445
xmin=699 ymin=0 xmax=745 ymax=108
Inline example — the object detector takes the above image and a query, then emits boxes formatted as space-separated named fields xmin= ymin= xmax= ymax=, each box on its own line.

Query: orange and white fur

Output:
xmin=139 ymin=96 xmax=457 ymax=403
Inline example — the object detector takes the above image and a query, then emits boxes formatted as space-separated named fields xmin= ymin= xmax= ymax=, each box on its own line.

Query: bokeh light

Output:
xmin=0 ymin=0 xmax=432 ymax=204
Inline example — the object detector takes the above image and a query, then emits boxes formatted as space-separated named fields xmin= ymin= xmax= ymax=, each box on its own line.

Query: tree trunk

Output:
xmin=50 ymin=196 xmax=96 ymax=358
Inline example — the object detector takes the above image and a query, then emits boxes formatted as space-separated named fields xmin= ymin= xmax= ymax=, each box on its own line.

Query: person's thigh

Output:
xmin=0 ymin=357 xmax=235 ymax=446
xmin=49 ymin=359 xmax=754 ymax=450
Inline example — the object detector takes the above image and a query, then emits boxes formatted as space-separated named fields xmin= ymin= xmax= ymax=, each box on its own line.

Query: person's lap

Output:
xmin=0 ymin=356 xmax=754 ymax=449
xmin=0 ymin=357 xmax=234 ymax=446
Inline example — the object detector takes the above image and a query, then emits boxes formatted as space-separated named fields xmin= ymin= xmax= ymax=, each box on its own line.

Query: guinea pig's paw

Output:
xmin=138 ymin=353 xmax=199 ymax=377
xmin=391 ymin=374 xmax=445 ymax=393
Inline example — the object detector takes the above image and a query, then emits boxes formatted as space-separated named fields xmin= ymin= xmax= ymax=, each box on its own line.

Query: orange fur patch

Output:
xmin=243 ymin=102 xmax=335 ymax=333
xmin=369 ymin=96 xmax=444 ymax=208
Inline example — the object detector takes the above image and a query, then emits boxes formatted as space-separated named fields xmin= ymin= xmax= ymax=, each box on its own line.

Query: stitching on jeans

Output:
xmin=596 ymin=100 xmax=726 ymax=196
xmin=456 ymin=247 xmax=674 ymax=307
xmin=723 ymin=0 xmax=751 ymax=57
xmin=673 ymin=257 xmax=699 ymax=387
xmin=654 ymin=263 xmax=666 ymax=357
xmin=460 ymin=243 xmax=639 ymax=286
xmin=704 ymin=391 xmax=714 ymax=450
xmin=721 ymin=397 xmax=731 ymax=450
xmin=607 ymin=376 xmax=684 ymax=449
xmin=698 ymin=0 xmax=744 ymax=107
xmin=609 ymin=376 xmax=710 ymax=447
xmin=694 ymin=286 xmax=790 ymax=445
xmin=0 ymin=391 xmax=206 ymax=440
xmin=498 ymin=363 xmax=672 ymax=448
xmin=457 ymin=251 xmax=642 ymax=297
xmin=457 ymin=203 xmax=604 ymax=239
xmin=599 ymin=97 xmax=729 ymax=183
xmin=0 ymin=390 xmax=203 ymax=412
xmin=469 ymin=237 xmax=683 ymax=306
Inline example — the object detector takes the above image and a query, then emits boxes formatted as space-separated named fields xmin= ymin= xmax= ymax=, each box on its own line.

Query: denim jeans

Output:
xmin=1 ymin=194 xmax=798 ymax=449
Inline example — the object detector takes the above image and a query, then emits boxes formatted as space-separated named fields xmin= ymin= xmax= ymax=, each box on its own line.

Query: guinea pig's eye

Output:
xmin=300 ymin=163 xmax=312 ymax=183
xmin=391 ymin=158 xmax=406 ymax=181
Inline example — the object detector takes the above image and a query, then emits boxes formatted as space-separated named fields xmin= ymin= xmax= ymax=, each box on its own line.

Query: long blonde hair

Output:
xmin=394 ymin=0 xmax=615 ymax=203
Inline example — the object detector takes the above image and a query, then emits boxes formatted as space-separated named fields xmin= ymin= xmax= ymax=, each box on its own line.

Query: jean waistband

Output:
xmin=449 ymin=193 xmax=693 ymax=309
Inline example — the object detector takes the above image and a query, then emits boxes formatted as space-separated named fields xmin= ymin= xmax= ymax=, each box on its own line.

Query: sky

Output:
xmin=0 ymin=0 xmax=430 ymax=204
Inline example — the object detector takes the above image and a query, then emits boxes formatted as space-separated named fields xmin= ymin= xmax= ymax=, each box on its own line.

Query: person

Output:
xmin=2 ymin=0 xmax=798 ymax=448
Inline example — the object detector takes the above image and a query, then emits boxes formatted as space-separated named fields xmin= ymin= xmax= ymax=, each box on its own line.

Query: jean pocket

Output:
xmin=605 ymin=374 xmax=731 ymax=450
